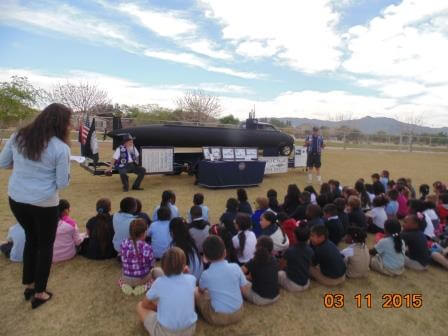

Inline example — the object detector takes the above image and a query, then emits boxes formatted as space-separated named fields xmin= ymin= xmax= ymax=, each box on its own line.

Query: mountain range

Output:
xmin=278 ymin=116 xmax=448 ymax=135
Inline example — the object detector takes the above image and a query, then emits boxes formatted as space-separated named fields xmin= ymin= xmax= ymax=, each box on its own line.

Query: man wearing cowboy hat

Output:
xmin=108 ymin=133 xmax=146 ymax=192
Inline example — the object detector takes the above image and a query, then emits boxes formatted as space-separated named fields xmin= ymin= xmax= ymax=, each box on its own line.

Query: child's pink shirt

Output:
xmin=62 ymin=215 xmax=77 ymax=228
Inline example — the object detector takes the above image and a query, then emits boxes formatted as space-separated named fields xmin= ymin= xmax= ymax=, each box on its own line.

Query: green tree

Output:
xmin=0 ymin=76 xmax=40 ymax=129
xmin=219 ymin=114 xmax=240 ymax=125
xmin=269 ymin=118 xmax=287 ymax=128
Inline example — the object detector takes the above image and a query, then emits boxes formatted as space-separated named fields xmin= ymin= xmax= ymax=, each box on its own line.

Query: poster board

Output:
xmin=235 ymin=148 xmax=246 ymax=160
xmin=141 ymin=147 xmax=174 ymax=174
xmin=202 ymin=147 xmax=211 ymax=160
xmin=210 ymin=147 xmax=222 ymax=160
xmin=222 ymin=148 xmax=235 ymax=161
xmin=245 ymin=148 xmax=258 ymax=161
xmin=259 ymin=156 xmax=289 ymax=174
xmin=294 ymin=146 xmax=308 ymax=168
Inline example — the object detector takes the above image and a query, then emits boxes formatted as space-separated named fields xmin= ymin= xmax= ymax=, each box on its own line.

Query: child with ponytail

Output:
xmin=232 ymin=213 xmax=257 ymax=265
xmin=260 ymin=211 xmax=289 ymax=255
xmin=120 ymin=219 xmax=159 ymax=295
xmin=82 ymin=198 xmax=117 ymax=260
xmin=369 ymin=219 xmax=405 ymax=276
xmin=241 ymin=236 xmax=280 ymax=305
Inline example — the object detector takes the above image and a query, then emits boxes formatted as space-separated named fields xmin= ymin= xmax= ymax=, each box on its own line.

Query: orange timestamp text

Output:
xmin=323 ymin=293 xmax=423 ymax=309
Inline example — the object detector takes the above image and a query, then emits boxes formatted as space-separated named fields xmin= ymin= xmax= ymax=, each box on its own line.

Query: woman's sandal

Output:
xmin=121 ymin=284 xmax=133 ymax=296
xmin=24 ymin=288 xmax=35 ymax=301
xmin=31 ymin=292 xmax=53 ymax=309
xmin=132 ymin=285 xmax=147 ymax=296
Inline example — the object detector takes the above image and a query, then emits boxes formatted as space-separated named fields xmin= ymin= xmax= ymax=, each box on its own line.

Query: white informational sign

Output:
xmin=202 ymin=147 xmax=211 ymax=160
xmin=141 ymin=147 xmax=174 ymax=174
xmin=235 ymin=148 xmax=246 ymax=160
xmin=222 ymin=148 xmax=235 ymax=161
xmin=260 ymin=156 xmax=289 ymax=174
xmin=294 ymin=146 xmax=308 ymax=168
xmin=211 ymin=147 xmax=222 ymax=160
xmin=245 ymin=148 xmax=258 ymax=161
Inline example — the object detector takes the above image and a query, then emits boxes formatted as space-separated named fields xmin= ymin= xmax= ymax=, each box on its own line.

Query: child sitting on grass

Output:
xmin=260 ymin=211 xmax=289 ymax=255
xmin=187 ymin=193 xmax=209 ymax=222
xmin=152 ymin=190 xmax=179 ymax=221
xmin=341 ymin=227 xmax=370 ymax=278
xmin=188 ymin=206 xmax=210 ymax=254
xmin=309 ymin=225 xmax=346 ymax=286
xmin=369 ymin=219 xmax=405 ymax=276
xmin=81 ymin=198 xmax=116 ymax=260
xmin=232 ymin=213 xmax=257 ymax=265
xmin=0 ymin=223 xmax=25 ymax=262
xmin=401 ymin=214 xmax=430 ymax=271
xmin=147 ymin=206 xmax=172 ymax=259
xmin=323 ymin=204 xmax=344 ymax=246
xmin=278 ymin=226 xmax=314 ymax=292
xmin=237 ymin=188 xmax=253 ymax=215
xmin=385 ymin=189 xmax=399 ymax=218
xmin=366 ymin=195 xmax=388 ymax=233
xmin=267 ymin=189 xmax=280 ymax=213
xmin=113 ymin=197 xmax=137 ymax=254
xmin=170 ymin=217 xmax=203 ymax=281
xmin=196 ymin=235 xmax=249 ymax=326
xmin=120 ymin=219 xmax=158 ymax=296
xmin=241 ymin=236 xmax=279 ymax=306
xmin=53 ymin=199 xmax=84 ymax=263
xmin=347 ymin=196 xmax=367 ymax=229
xmin=137 ymin=247 xmax=197 ymax=336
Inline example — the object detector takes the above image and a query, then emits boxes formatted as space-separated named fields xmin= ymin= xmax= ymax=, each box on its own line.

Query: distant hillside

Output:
xmin=278 ymin=116 xmax=448 ymax=135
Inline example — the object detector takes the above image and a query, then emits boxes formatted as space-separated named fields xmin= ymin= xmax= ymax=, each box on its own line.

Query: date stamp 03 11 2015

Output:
xmin=323 ymin=293 xmax=423 ymax=309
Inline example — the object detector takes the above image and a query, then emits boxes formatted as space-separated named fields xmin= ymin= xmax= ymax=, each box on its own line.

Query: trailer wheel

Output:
xmin=280 ymin=144 xmax=292 ymax=156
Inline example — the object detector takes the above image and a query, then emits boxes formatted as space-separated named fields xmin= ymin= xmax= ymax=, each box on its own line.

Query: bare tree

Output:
xmin=46 ymin=82 xmax=110 ymax=117
xmin=399 ymin=113 xmax=424 ymax=152
xmin=175 ymin=89 xmax=222 ymax=122
xmin=328 ymin=112 xmax=354 ymax=149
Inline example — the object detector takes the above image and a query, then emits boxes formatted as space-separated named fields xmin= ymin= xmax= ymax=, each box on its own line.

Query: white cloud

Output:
xmin=199 ymin=0 xmax=343 ymax=73
xmin=344 ymin=0 xmax=448 ymax=84
xmin=143 ymin=50 xmax=261 ymax=79
xmin=99 ymin=1 xmax=234 ymax=61
xmin=115 ymin=2 xmax=196 ymax=38
xmin=3 ymin=68 xmax=447 ymax=126
xmin=0 ymin=0 xmax=143 ymax=52
xmin=184 ymin=39 xmax=233 ymax=60
xmin=0 ymin=1 xmax=258 ymax=79
xmin=236 ymin=41 xmax=278 ymax=58
xmin=356 ymin=79 xmax=427 ymax=98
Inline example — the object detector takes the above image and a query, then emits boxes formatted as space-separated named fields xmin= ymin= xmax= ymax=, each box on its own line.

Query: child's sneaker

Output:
xmin=121 ymin=283 xmax=133 ymax=296
xmin=132 ymin=285 xmax=147 ymax=296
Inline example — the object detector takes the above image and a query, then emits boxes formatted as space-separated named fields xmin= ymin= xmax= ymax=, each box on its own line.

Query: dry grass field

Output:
xmin=1 ymin=143 xmax=447 ymax=336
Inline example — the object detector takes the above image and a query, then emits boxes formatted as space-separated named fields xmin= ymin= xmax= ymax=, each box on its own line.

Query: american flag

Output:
xmin=80 ymin=117 xmax=90 ymax=145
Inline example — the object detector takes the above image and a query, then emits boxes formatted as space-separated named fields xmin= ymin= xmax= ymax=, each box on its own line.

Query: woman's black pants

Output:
xmin=9 ymin=198 xmax=59 ymax=293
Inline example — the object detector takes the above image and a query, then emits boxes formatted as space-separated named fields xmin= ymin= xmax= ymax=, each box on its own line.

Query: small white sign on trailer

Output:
xmin=259 ymin=156 xmax=289 ymax=174
xmin=294 ymin=146 xmax=308 ymax=168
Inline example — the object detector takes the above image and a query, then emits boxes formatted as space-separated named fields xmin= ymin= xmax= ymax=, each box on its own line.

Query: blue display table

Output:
xmin=197 ymin=160 xmax=266 ymax=188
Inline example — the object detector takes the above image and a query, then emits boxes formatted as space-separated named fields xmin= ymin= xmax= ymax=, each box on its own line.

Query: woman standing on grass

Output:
xmin=0 ymin=103 xmax=72 ymax=309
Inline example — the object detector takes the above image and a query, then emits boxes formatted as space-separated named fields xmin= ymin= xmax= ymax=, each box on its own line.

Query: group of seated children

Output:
xmin=3 ymin=178 xmax=448 ymax=334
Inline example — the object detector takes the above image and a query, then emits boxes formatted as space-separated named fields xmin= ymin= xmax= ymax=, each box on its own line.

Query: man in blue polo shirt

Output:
xmin=305 ymin=127 xmax=325 ymax=185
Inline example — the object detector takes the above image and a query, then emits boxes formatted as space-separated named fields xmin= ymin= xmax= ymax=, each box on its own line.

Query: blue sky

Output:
xmin=1 ymin=0 xmax=447 ymax=126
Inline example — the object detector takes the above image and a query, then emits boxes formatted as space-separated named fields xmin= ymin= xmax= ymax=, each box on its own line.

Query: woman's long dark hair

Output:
xmin=15 ymin=103 xmax=72 ymax=161
xmin=161 ymin=190 xmax=174 ymax=207
xmin=384 ymin=219 xmax=403 ymax=253
xmin=355 ymin=180 xmax=371 ymax=208
xmin=95 ymin=198 xmax=113 ymax=256
xmin=235 ymin=213 xmax=252 ymax=257
xmin=170 ymin=217 xmax=198 ymax=266
xmin=254 ymin=236 xmax=274 ymax=264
